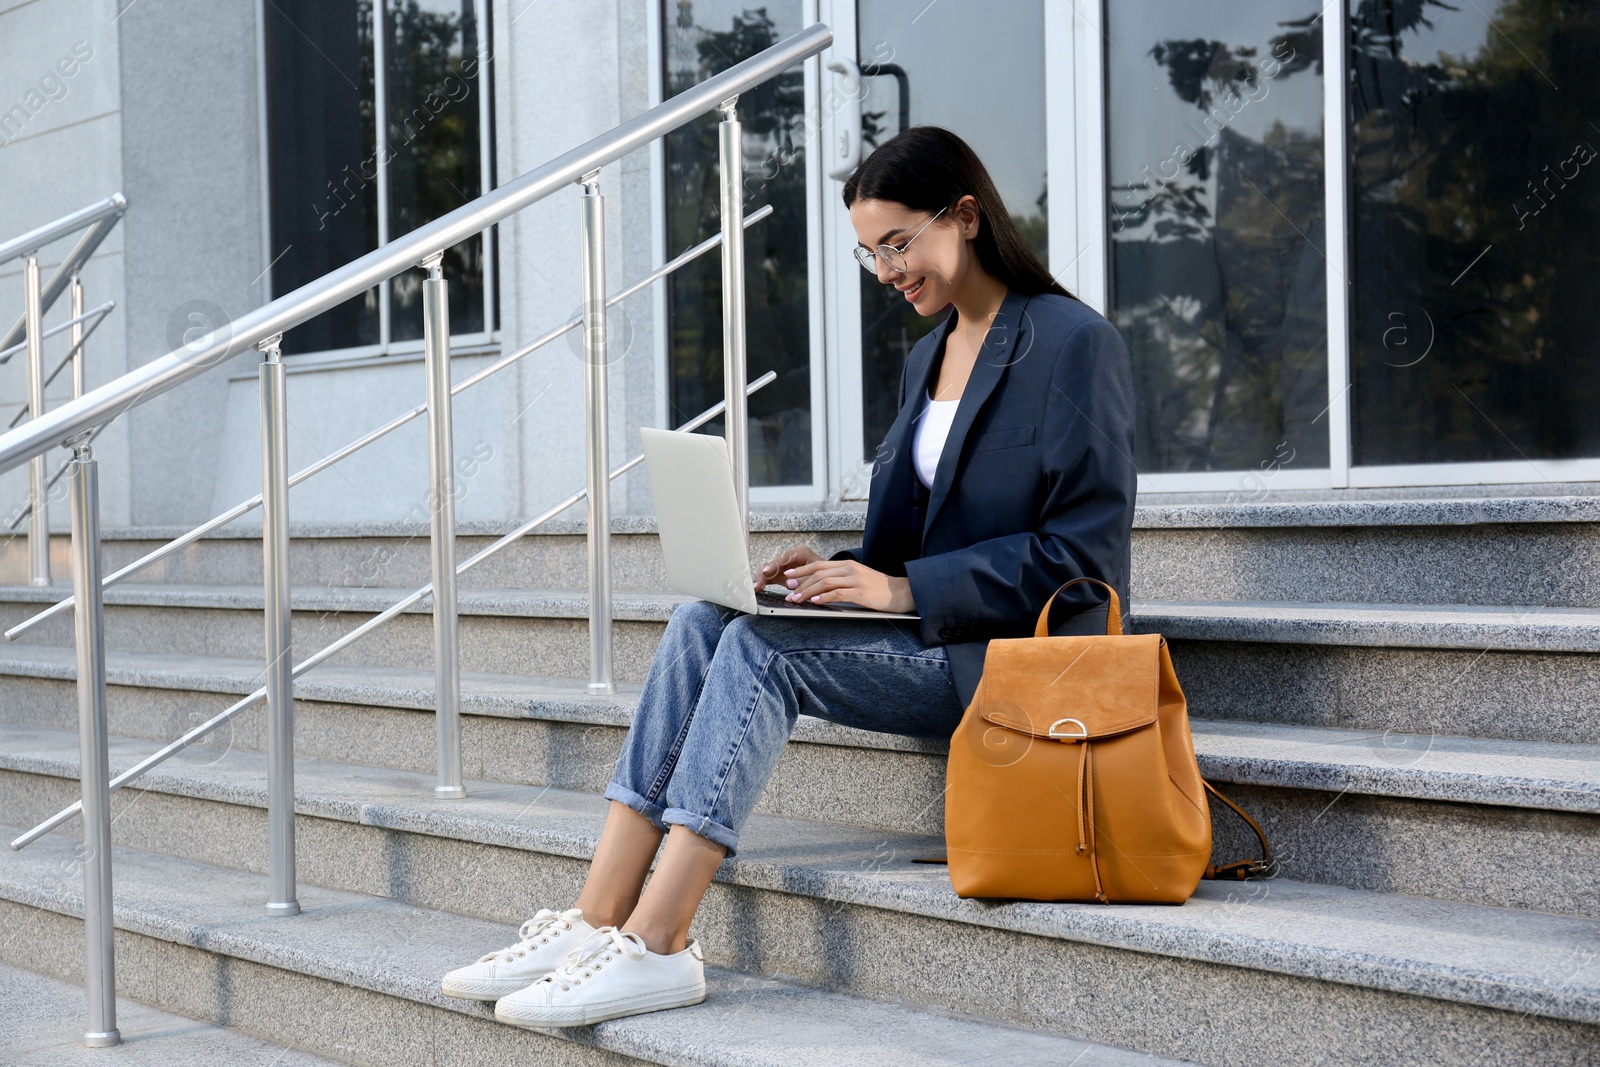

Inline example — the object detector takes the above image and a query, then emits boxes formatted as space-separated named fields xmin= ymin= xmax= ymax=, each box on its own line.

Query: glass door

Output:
xmin=818 ymin=0 xmax=1052 ymax=499
xmin=659 ymin=0 xmax=820 ymax=496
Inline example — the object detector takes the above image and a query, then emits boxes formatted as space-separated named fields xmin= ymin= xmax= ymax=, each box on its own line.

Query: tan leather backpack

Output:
xmin=943 ymin=577 xmax=1270 ymax=903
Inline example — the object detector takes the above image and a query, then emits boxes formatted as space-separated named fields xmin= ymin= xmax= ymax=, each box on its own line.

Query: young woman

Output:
xmin=440 ymin=125 xmax=1137 ymax=1028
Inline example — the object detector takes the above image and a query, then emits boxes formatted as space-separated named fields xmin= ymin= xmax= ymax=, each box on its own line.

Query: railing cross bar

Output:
xmin=6 ymin=372 xmax=775 ymax=854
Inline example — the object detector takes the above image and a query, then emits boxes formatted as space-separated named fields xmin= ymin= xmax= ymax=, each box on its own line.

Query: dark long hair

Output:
xmin=842 ymin=125 xmax=1075 ymax=302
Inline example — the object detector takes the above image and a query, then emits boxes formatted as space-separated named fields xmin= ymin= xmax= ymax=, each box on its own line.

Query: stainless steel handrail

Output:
xmin=0 ymin=194 xmax=125 ymax=267
xmin=0 ymin=197 xmax=125 ymax=355
xmin=2 ymin=194 xmax=126 ymax=591
xmin=7 ymin=371 xmax=775 ymax=852
xmin=0 ymin=23 xmax=830 ymax=475
xmin=2 ymin=194 xmax=128 ymax=1044
xmin=1 ymin=205 xmax=771 ymax=642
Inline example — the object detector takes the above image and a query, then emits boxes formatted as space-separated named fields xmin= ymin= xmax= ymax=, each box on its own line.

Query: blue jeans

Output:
xmin=603 ymin=599 xmax=966 ymax=857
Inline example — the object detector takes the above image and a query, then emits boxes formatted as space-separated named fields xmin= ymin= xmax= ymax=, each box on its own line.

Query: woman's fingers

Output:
xmin=758 ymin=553 xmax=791 ymax=582
xmin=755 ymin=545 xmax=816 ymax=588
xmin=784 ymin=561 xmax=850 ymax=602
xmin=754 ymin=551 xmax=791 ymax=589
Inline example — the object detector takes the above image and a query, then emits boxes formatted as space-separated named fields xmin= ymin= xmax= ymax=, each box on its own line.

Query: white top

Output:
xmin=913 ymin=386 xmax=961 ymax=489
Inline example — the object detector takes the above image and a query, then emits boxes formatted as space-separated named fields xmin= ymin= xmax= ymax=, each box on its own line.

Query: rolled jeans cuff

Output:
xmin=602 ymin=781 xmax=669 ymax=833
xmin=660 ymin=806 xmax=740 ymax=857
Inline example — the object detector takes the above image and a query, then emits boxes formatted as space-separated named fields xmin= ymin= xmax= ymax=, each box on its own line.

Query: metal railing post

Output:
xmin=579 ymin=171 xmax=614 ymax=696
xmin=67 ymin=430 xmax=118 ymax=1047
xmin=25 ymin=254 xmax=51 ymax=585
xmin=7 ymin=371 xmax=780 ymax=855
xmin=69 ymin=273 xmax=85 ymax=400
xmin=258 ymin=334 xmax=300 ymax=915
xmin=421 ymin=253 xmax=465 ymax=798
xmin=717 ymin=100 xmax=750 ymax=541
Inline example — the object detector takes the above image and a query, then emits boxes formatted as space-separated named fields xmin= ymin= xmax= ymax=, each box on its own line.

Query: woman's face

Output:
xmin=848 ymin=195 xmax=977 ymax=316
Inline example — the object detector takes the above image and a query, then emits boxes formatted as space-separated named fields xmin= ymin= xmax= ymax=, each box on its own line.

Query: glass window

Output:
xmin=264 ymin=0 xmax=493 ymax=356
xmin=853 ymin=1 xmax=1047 ymax=463
xmin=383 ymin=0 xmax=487 ymax=342
xmin=662 ymin=0 xmax=810 ymax=486
xmin=1349 ymin=0 xmax=1600 ymax=465
xmin=263 ymin=0 xmax=379 ymax=354
xmin=1106 ymin=5 xmax=1329 ymax=474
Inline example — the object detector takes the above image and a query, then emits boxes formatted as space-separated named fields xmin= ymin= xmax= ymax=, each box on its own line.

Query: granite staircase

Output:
xmin=0 ymin=489 xmax=1597 ymax=1066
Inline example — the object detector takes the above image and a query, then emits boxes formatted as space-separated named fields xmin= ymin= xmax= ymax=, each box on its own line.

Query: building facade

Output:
xmin=2 ymin=0 xmax=1596 ymax=531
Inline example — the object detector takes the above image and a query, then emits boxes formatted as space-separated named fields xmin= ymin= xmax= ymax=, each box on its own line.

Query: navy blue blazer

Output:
xmin=829 ymin=288 xmax=1137 ymax=711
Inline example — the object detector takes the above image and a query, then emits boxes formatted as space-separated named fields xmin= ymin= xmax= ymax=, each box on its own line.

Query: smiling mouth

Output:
xmin=897 ymin=278 xmax=925 ymax=301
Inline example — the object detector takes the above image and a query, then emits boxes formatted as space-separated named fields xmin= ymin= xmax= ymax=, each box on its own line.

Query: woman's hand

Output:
xmin=759 ymin=552 xmax=915 ymax=614
xmin=754 ymin=544 xmax=823 ymax=594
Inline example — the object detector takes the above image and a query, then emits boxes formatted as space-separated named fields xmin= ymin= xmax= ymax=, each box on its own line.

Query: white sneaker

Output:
xmin=494 ymin=926 xmax=706 ymax=1028
xmin=441 ymin=908 xmax=597 ymax=1000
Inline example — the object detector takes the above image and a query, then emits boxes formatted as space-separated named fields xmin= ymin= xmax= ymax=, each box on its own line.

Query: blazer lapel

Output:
xmin=856 ymin=310 xmax=952 ymax=568
xmin=921 ymin=288 xmax=1031 ymax=538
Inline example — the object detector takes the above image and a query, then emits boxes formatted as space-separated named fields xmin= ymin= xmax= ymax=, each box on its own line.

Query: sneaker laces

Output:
xmin=480 ymin=907 xmax=584 ymax=963
xmin=539 ymin=926 xmax=647 ymax=992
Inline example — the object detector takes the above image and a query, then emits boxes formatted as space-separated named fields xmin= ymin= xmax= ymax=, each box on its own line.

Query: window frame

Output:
xmin=254 ymin=0 xmax=498 ymax=365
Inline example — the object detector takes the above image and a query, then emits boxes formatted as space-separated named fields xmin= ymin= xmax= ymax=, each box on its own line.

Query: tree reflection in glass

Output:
xmin=1107 ymin=6 xmax=1328 ymax=474
xmin=663 ymin=1 xmax=811 ymax=486
xmin=1349 ymin=0 xmax=1600 ymax=465
xmin=385 ymin=0 xmax=486 ymax=342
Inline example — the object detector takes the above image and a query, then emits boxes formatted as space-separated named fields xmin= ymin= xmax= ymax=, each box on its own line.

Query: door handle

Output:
xmin=826 ymin=57 xmax=862 ymax=180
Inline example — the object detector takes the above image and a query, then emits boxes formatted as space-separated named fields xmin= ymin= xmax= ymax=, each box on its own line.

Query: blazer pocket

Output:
xmin=969 ymin=426 xmax=1036 ymax=453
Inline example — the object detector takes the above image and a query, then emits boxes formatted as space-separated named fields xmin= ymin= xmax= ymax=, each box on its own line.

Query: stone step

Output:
xmin=0 ymin=831 xmax=1191 ymax=1067
xmin=1143 ymin=600 xmax=1600 ymax=653
xmin=0 ymin=958 xmax=349 ymax=1066
xmin=1133 ymin=491 xmax=1600 ymax=607
xmin=2 ymin=751 xmax=1597 ymax=1066
xmin=2 ymin=650 xmax=1597 ymax=917
xmin=0 ymin=584 xmax=691 ymax=681
xmin=5 ymin=489 xmax=1600 ymax=606
xmin=14 ymin=584 xmax=1598 ymax=653
xmin=0 ymin=515 xmax=865 ymax=596
xmin=3 ymin=583 xmax=1594 ymax=741
xmin=4 ymin=646 xmax=1598 ymax=817
xmin=10 ymin=583 xmax=1598 ymax=652
xmin=0 ymin=647 xmax=948 ymax=842
xmin=1143 ymin=601 xmax=1600 ymax=745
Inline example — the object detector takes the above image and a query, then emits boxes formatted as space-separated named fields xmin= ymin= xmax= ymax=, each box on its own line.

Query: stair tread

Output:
xmin=7 ymin=582 xmax=1599 ymax=650
xmin=0 ymin=826 xmax=1188 ymax=1067
xmin=1134 ymin=491 xmax=1600 ymax=528
xmin=80 ymin=509 xmax=869 ymax=543
xmin=0 ymin=582 xmax=699 ymax=620
xmin=0 ymin=645 xmax=939 ymax=754
xmin=0 ymin=958 xmax=347 ymax=1066
xmin=1133 ymin=599 xmax=1600 ymax=652
xmin=1 ymin=651 xmax=1596 ymax=810
xmin=1189 ymin=720 xmax=1600 ymax=812
xmin=4 ymin=724 xmax=1597 ymax=1024
xmin=54 ymin=490 xmax=1600 ymax=541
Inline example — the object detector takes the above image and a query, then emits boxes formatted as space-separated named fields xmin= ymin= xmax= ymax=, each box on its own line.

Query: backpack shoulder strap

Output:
xmin=1201 ymin=779 xmax=1275 ymax=880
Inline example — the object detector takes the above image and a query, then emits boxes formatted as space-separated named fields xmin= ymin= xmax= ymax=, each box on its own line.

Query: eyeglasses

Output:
xmin=852 ymin=206 xmax=947 ymax=274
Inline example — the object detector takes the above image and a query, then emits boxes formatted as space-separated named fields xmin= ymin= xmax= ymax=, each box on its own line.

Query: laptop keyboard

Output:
xmin=754 ymin=588 xmax=861 ymax=613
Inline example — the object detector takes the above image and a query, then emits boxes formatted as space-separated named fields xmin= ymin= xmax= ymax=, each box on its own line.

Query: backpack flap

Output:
xmin=972 ymin=633 xmax=1162 ymax=742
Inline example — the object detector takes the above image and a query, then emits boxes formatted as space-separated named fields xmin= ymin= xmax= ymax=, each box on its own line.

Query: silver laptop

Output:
xmin=639 ymin=426 xmax=919 ymax=620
